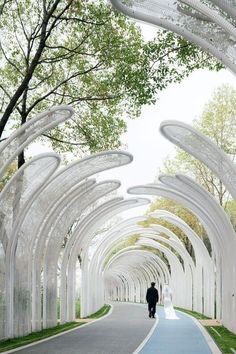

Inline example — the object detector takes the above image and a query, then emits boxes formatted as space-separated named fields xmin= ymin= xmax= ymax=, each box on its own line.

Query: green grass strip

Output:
xmin=175 ymin=307 xmax=236 ymax=354
xmin=85 ymin=304 xmax=111 ymax=319
xmin=206 ymin=326 xmax=236 ymax=354
xmin=0 ymin=322 xmax=84 ymax=353
xmin=174 ymin=306 xmax=210 ymax=320
xmin=0 ymin=304 xmax=111 ymax=353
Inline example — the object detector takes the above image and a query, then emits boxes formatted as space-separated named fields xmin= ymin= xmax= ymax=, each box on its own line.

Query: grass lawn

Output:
xmin=0 ymin=304 xmax=111 ymax=353
xmin=0 ymin=322 xmax=83 ymax=353
xmin=84 ymin=304 xmax=111 ymax=319
xmin=206 ymin=326 xmax=236 ymax=354
xmin=175 ymin=307 xmax=236 ymax=354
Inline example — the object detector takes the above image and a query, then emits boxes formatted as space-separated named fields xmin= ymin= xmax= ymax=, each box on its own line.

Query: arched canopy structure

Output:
xmin=0 ymin=105 xmax=148 ymax=339
xmin=2 ymin=0 xmax=235 ymax=345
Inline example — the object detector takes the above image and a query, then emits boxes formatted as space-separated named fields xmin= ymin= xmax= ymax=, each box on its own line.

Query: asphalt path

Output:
xmin=139 ymin=307 xmax=220 ymax=354
xmin=10 ymin=302 xmax=155 ymax=354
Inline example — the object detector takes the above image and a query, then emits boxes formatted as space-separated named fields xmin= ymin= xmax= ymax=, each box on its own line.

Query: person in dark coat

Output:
xmin=146 ymin=282 xmax=159 ymax=318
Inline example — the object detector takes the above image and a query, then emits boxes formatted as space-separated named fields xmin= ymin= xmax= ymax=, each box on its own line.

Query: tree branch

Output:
xmin=52 ymin=15 xmax=106 ymax=26
xmin=15 ymin=0 xmax=29 ymax=41
xmin=0 ymin=42 xmax=24 ymax=76
xmin=42 ymin=133 xmax=87 ymax=146
xmin=0 ymin=0 xmax=10 ymax=16
xmin=150 ymin=43 xmax=191 ymax=70
xmin=0 ymin=0 xmax=64 ymax=137
xmin=25 ymin=62 xmax=102 ymax=115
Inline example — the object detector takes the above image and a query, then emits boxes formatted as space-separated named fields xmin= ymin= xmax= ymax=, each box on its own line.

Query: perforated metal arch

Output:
xmin=0 ymin=104 xmax=140 ymax=339
xmin=160 ymin=121 xmax=236 ymax=200
xmin=0 ymin=106 xmax=73 ymax=179
xmin=110 ymin=0 xmax=236 ymax=73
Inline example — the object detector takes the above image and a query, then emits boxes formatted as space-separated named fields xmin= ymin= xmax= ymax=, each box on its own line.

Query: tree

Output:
xmin=0 ymin=162 xmax=17 ymax=191
xmin=225 ymin=199 xmax=236 ymax=231
xmin=0 ymin=0 xmax=222 ymax=166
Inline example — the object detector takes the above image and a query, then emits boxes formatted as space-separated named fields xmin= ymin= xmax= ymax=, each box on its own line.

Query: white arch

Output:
xmin=0 ymin=153 xmax=60 ymax=339
xmin=149 ymin=210 xmax=213 ymax=314
xmin=110 ymin=1 xmax=236 ymax=73
xmin=0 ymin=106 xmax=73 ymax=179
xmin=160 ymin=121 xmax=236 ymax=200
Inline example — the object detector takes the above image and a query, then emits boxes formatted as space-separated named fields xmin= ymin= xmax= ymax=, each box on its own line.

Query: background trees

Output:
xmin=0 ymin=0 xmax=221 ymax=164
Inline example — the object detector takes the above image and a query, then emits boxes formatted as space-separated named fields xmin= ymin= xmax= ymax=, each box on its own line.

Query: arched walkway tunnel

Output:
xmin=1 ymin=2 xmax=236 ymax=353
xmin=0 ymin=103 xmax=236 ymax=342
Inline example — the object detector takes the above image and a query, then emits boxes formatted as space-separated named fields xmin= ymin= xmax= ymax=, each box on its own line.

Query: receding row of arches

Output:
xmin=0 ymin=105 xmax=236 ymax=342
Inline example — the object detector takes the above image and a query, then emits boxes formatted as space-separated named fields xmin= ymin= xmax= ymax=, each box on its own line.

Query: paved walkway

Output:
xmin=6 ymin=303 xmax=221 ymax=354
xmin=8 ymin=303 xmax=154 ymax=354
xmin=137 ymin=307 xmax=221 ymax=354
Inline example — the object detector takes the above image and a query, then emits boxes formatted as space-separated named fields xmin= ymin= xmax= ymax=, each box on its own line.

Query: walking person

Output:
xmin=162 ymin=284 xmax=179 ymax=320
xmin=146 ymin=282 xmax=159 ymax=318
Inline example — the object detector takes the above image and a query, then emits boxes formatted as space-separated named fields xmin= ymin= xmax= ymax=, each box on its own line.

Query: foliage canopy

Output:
xmin=0 ymin=0 xmax=222 ymax=157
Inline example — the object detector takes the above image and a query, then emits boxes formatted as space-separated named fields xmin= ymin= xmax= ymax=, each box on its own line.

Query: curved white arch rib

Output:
xmin=91 ymin=219 xmax=171 ymax=312
xmin=5 ymin=150 xmax=133 ymax=338
xmin=212 ymin=0 xmax=236 ymax=20
xmin=103 ymin=224 xmax=194 ymax=279
xmin=105 ymin=256 xmax=161 ymax=303
xmin=18 ymin=177 xmax=97 ymax=334
xmin=106 ymin=251 xmax=159 ymax=287
xmin=150 ymin=210 xmax=211 ymax=262
xmin=141 ymin=232 xmax=194 ymax=309
xmin=31 ymin=178 xmax=97 ymax=329
xmin=137 ymin=237 xmax=186 ymax=308
xmin=110 ymin=0 xmax=236 ymax=73
xmin=0 ymin=153 xmax=60 ymax=339
xmin=149 ymin=209 xmax=213 ymax=313
xmin=160 ymin=121 xmax=236 ymax=201
xmin=60 ymin=197 xmax=123 ymax=324
xmin=106 ymin=217 xmax=206 ymax=312
xmin=161 ymin=174 xmax=236 ymax=323
xmin=0 ymin=105 xmax=73 ymax=179
xmin=0 ymin=153 xmax=60 ymax=247
xmin=84 ymin=218 xmax=151 ymax=314
xmin=42 ymin=180 xmax=122 ymax=329
xmin=130 ymin=183 xmax=220 ymax=316
xmin=101 ymin=212 xmax=206 ymax=307
xmin=106 ymin=254 xmax=155 ymax=291
xmin=129 ymin=183 xmax=223 ymax=255
xmin=100 ymin=227 xmax=178 ymax=296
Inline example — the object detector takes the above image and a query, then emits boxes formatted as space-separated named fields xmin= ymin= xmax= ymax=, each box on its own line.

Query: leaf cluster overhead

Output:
xmin=0 ymin=0 xmax=222 ymax=156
